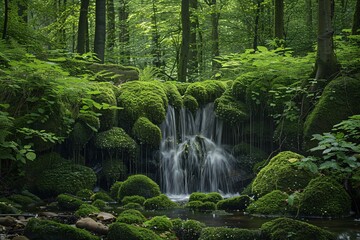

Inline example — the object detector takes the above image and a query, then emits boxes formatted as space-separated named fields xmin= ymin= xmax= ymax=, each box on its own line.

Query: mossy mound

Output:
xmin=122 ymin=195 xmax=146 ymax=206
xmin=123 ymin=203 xmax=144 ymax=210
xmin=143 ymin=194 xmax=178 ymax=210
xmin=260 ymin=217 xmax=335 ymax=240
xmin=216 ymin=195 xmax=251 ymax=211
xmin=0 ymin=202 xmax=20 ymax=214
xmin=183 ymin=95 xmax=199 ymax=113
xmin=76 ymin=189 xmax=94 ymax=201
xmin=132 ymin=117 xmax=161 ymax=146
xmin=57 ymin=194 xmax=84 ymax=211
xmin=107 ymin=222 xmax=162 ymax=240
xmin=119 ymin=174 xmax=161 ymax=200
xmin=75 ymin=203 xmax=100 ymax=217
xmin=298 ymin=176 xmax=351 ymax=217
xmin=304 ymin=76 xmax=360 ymax=149
xmin=199 ymin=227 xmax=261 ymax=240
xmin=252 ymin=151 xmax=316 ymax=196
xmin=90 ymin=192 xmax=114 ymax=202
xmin=117 ymin=81 xmax=168 ymax=126
xmin=186 ymin=201 xmax=216 ymax=211
xmin=24 ymin=218 xmax=99 ymax=240
xmin=7 ymin=193 xmax=41 ymax=207
xmin=173 ymin=219 xmax=205 ymax=240
xmin=110 ymin=181 xmax=123 ymax=202
xmin=246 ymin=190 xmax=289 ymax=215
xmin=214 ymin=89 xmax=248 ymax=125
xmin=92 ymin=199 xmax=107 ymax=210
xmin=116 ymin=209 xmax=147 ymax=224
xmin=144 ymin=215 xmax=173 ymax=232
xmin=35 ymin=162 xmax=97 ymax=197
xmin=95 ymin=127 xmax=138 ymax=159
xmin=189 ymin=192 xmax=222 ymax=204
xmin=184 ymin=80 xmax=227 ymax=106
xmin=163 ymin=82 xmax=183 ymax=109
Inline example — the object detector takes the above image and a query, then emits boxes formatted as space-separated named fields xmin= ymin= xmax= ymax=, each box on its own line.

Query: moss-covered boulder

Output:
xmin=144 ymin=215 xmax=173 ymax=232
xmin=132 ymin=117 xmax=161 ymax=146
xmin=199 ymin=227 xmax=261 ymax=240
xmin=107 ymin=222 xmax=162 ymax=240
xmin=172 ymin=219 xmax=205 ymax=240
xmin=76 ymin=189 xmax=94 ymax=200
xmin=216 ymin=195 xmax=251 ymax=211
xmin=252 ymin=151 xmax=316 ymax=196
xmin=163 ymin=82 xmax=183 ymax=109
xmin=122 ymin=195 xmax=146 ymax=206
xmin=260 ymin=217 xmax=335 ymax=240
xmin=57 ymin=194 xmax=84 ymax=211
xmin=304 ymin=76 xmax=360 ymax=149
xmin=7 ymin=193 xmax=41 ymax=208
xmin=123 ymin=203 xmax=144 ymax=210
xmin=92 ymin=199 xmax=107 ymax=210
xmin=186 ymin=201 xmax=216 ymax=211
xmin=116 ymin=209 xmax=146 ymax=224
xmin=35 ymin=162 xmax=97 ymax=197
xmin=75 ymin=204 xmax=100 ymax=217
xmin=183 ymin=95 xmax=199 ymax=113
xmin=143 ymin=194 xmax=178 ymax=210
xmin=246 ymin=190 xmax=289 ymax=215
xmin=90 ymin=192 xmax=114 ymax=202
xmin=298 ymin=176 xmax=351 ymax=217
xmin=184 ymin=80 xmax=227 ymax=106
xmin=24 ymin=218 xmax=99 ymax=240
xmin=0 ymin=202 xmax=20 ymax=214
xmin=110 ymin=181 xmax=123 ymax=201
xmin=119 ymin=174 xmax=161 ymax=200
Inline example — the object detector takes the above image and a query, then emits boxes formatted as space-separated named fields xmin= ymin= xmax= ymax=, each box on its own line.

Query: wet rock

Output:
xmin=76 ymin=217 xmax=108 ymax=235
xmin=0 ymin=216 xmax=17 ymax=227
xmin=96 ymin=212 xmax=115 ymax=222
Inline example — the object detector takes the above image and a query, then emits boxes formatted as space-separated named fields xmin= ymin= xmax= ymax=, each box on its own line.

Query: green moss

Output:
xmin=188 ymin=192 xmax=224 ymax=203
xmin=144 ymin=215 xmax=173 ymax=232
xmin=186 ymin=201 xmax=216 ymax=211
xmin=246 ymin=190 xmax=289 ymax=215
xmin=76 ymin=189 xmax=94 ymax=200
xmin=144 ymin=194 xmax=178 ymax=210
xmin=176 ymin=82 xmax=191 ymax=95
xmin=173 ymin=219 xmax=205 ymax=240
xmin=216 ymin=195 xmax=251 ymax=211
xmin=0 ymin=202 xmax=21 ymax=214
xmin=183 ymin=95 xmax=199 ymax=113
xmin=110 ymin=181 xmax=123 ymax=201
xmin=189 ymin=192 xmax=207 ymax=202
xmin=90 ymin=192 xmax=114 ymax=202
xmin=252 ymin=151 xmax=316 ymax=196
xmin=116 ymin=209 xmax=147 ymax=224
xmin=107 ymin=222 xmax=162 ymax=240
xmin=122 ymin=195 xmax=146 ymax=206
xmin=304 ymin=76 xmax=360 ymax=149
xmin=117 ymin=81 xmax=168 ymax=126
xmin=71 ymin=122 xmax=94 ymax=147
xmin=132 ymin=117 xmax=161 ymax=146
xmin=260 ymin=217 xmax=336 ymax=240
xmin=163 ymin=82 xmax=183 ymax=109
xmin=119 ymin=174 xmax=161 ymax=200
xmin=75 ymin=203 xmax=100 ymax=217
xmin=57 ymin=194 xmax=84 ymax=211
xmin=8 ymin=194 xmax=40 ymax=207
xmin=232 ymin=143 xmax=267 ymax=174
xmin=24 ymin=218 xmax=99 ymax=240
xmin=274 ymin=118 xmax=303 ymax=150
xmin=199 ymin=227 xmax=261 ymax=240
xmin=78 ymin=112 xmax=101 ymax=131
xmin=101 ymin=159 xmax=127 ymax=189
xmin=123 ymin=203 xmax=144 ymax=210
xmin=184 ymin=80 xmax=227 ymax=106
xmin=298 ymin=176 xmax=351 ymax=217
xmin=92 ymin=199 xmax=107 ymax=210
xmin=95 ymin=127 xmax=138 ymax=159
xmin=214 ymin=89 xmax=248 ymax=125
xmin=35 ymin=162 xmax=97 ymax=197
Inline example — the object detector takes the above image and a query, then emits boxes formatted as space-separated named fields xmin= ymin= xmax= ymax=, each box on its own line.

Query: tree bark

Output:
xmin=315 ymin=0 xmax=340 ymax=80
xmin=2 ymin=0 xmax=9 ymax=39
xmin=188 ymin=0 xmax=198 ymax=80
xmin=77 ymin=0 xmax=90 ymax=54
xmin=352 ymin=0 xmax=360 ymax=34
xmin=119 ymin=0 xmax=130 ymax=64
xmin=151 ymin=0 xmax=163 ymax=68
xmin=106 ymin=0 xmax=116 ymax=51
xmin=178 ymin=0 xmax=190 ymax=82
xmin=274 ymin=0 xmax=284 ymax=41
xmin=94 ymin=0 xmax=106 ymax=63
xmin=210 ymin=0 xmax=220 ymax=71
xmin=253 ymin=1 xmax=261 ymax=51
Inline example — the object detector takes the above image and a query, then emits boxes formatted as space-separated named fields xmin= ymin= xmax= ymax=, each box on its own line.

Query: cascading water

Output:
xmin=160 ymin=103 xmax=235 ymax=195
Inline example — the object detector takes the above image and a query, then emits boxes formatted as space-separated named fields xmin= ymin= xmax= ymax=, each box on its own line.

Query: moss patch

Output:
xmin=116 ymin=209 xmax=146 ymax=224
xmin=75 ymin=203 xmax=100 ymax=217
xmin=57 ymin=194 xmax=84 ymax=211
xmin=119 ymin=174 xmax=161 ymax=200
xmin=132 ymin=117 xmax=161 ymax=146
xmin=246 ymin=190 xmax=289 ymax=215
xmin=144 ymin=215 xmax=173 ymax=233
xmin=108 ymin=222 xmax=162 ymax=240
xmin=199 ymin=227 xmax=261 ymax=240
xmin=144 ymin=194 xmax=178 ymax=210
xmin=216 ymin=195 xmax=251 ymax=211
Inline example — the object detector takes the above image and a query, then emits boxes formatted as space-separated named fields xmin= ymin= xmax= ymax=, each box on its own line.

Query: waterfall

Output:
xmin=160 ymin=103 xmax=235 ymax=195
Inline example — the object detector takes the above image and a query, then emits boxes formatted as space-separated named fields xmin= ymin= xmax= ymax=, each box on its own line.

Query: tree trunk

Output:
xmin=305 ymin=0 xmax=313 ymax=35
xmin=352 ymin=0 xmax=360 ymax=34
xmin=77 ymin=0 xmax=90 ymax=54
xmin=94 ymin=0 xmax=106 ymax=63
xmin=2 ymin=0 xmax=9 ymax=39
xmin=106 ymin=0 xmax=116 ymax=51
xmin=253 ymin=1 xmax=261 ymax=51
xmin=274 ymin=0 xmax=284 ymax=41
xmin=17 ymin=0 xmax=27 ymax=23
xmin=315 ymin=0 xmax=340 ymax=80
xmin=151 ymin=0 xmax=163 ymax=68
xmin=178 ymin=0 xmax=190 ymax=82
xmin=188 ymin=0 xmax=198 ymax=80
xmin=210 ymin=0 xmax=220 ymax=71
xmin=119 ymin=0 xmax=130 ymax=64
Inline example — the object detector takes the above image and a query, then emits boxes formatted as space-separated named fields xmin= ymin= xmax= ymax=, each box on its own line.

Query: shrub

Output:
xmin=107 ymin=222 xmax=162 ymax=240
xmin=189 ymin=193 xmax=207 ymax=202
xmin=246 ymin=190 xmax=289 ymax=215
xmin=57 ymin=194 xmax=84 ymax=211
xmin=203 ymin=192 xmax=223 ymax=203
xmin=122 ymin=195 xmax=146 ymax=206
xmin=90 ymin=192 xmax=114 ymax=202
xmin=119 ymin=174 xmax=161 ymax=200
xmin=76 ymin=189 xmax=94 ymax=200
xmin=216 ymin=195 xmax=251 ymax=211
xmin=144 ymin=194 xmax=177 ymax=210
xmin=75 ymin=204 xmax=100 ymax=217
xmin=116 ymin=209 xmax=146 ymax=224
xmin=163 ymin=82 xmax=183 ymax=109
xmin=199 ymin=227 xmax=261 ymax=240
xmin=122 ymin=203 xmax=144 ymax=210
xmin=144 ymin=215 xmax=173 ymax=232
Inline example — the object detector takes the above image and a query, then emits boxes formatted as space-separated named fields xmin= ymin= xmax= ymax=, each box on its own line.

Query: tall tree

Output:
xmin=253 ymin=0 xmax=261 ymax=51
xmin=77 ymin=0 xmax=90 ymax=54
xmin=94 ymin=0 xmax=106 ymax=63
xmin=352 ymin=0 xmax=360 ymax=34
xmin=119 ymin=0 xmax=130 ymax=64
xmin=106 ymin=0 xmax=116 ymax=51
xmin=205 ymin=0 xmax=220 ymax=71
xmin=2 ymin=0 xmax=9 ymax=39
xmin=274 ymin=0 xmax=284 ymax=42
xmin=151 ymin=0 xmax=163 ymax=68
xmin=178 ymin=0 xmax=190 ymax=82
xmin=188 ymin=0 xmax=199 ymax=80
xmin=315 ymin=0 xmax=340 ymax=80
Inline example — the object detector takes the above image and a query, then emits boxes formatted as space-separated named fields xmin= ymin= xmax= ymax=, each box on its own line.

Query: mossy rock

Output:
xmin=189 ymin=192 xmax=207 ymax=202
xmin=76 ymin=189 xmax=94 ymax=201
xmin=176 ymin=82 xmax=191 ymax=95
xmin=298 ymin=176 xmax=351 ymax=217
xmin=123 ymin=203 xmax=144 ymax=210
xmin=143 ymin=194 xmax=177 ymax=210
xmin=117 ymin=81 xmax=168 ymax=126
xmin=95 ymin=127 xmax=138 ymax=159
xmin=116 ymin=209 xmax=146 ymax=224
xmin=75 ymin=203 xmax=100 ymax=217
xmin=92 ymin=199 xmax=107 ymax=210
xmin=246 ymin=190 xmax=289 ymax=215
xmin=184 ymin=80 xmax=227 ymax=106
xmin=57 ymin=194 xmax=84 ymax=211
xmin=260 ymin=217 xmax=336 ymax=240
xmin=144 ymin=215 xmax=173 ymax=232
xmin=183 ymin=95 xmax=199 ymax=113
xmin=119 ymin=174 xmax=161 ymax=200
xmin=189 ymin=192 xmax=222 ymax=204
xmin=214 ymin=89 xmax=248 ymax=125
xmin=110 ymin=181 xmax=123 ymax=202
xmin=216 ymin=195 xmax=252 ymax=211
xmin=122 ymin=195 xmax=146 ymax=206
xmin=132 ymin=117 xmax=161 ymax=146
xmin=186 ymin=201 xmax=216 ymax=211
xmin=35 ymin=162 xmax=97 ymax=197
xmin=252 ymin=151 xmax=316 ymax=196
xmin=304 ymin=76 xmax=360 ymax=149
xmin=0 ymin=202 xmax=21 ymax=214
xmin=87 ymin=63 xmax=139 ymax=84
xmin=90 ymin=192 xmax=114 ymax=202
xmin=8 ymin=193 xmax=41 ymax=207
xmin=107 ymin=222 xmax=162 ymax=240
xmin=163 ymin=82 xmax=183 ymax=109
xmin=199 ymin=227 xmax=261 ymax=240
xmin=173 ymin=219 xmax=205 ymax=240
xmin=70 ymin=121 xmax=95 ymax=147
xmin=24 ymin=218 xmax=99 ymax=240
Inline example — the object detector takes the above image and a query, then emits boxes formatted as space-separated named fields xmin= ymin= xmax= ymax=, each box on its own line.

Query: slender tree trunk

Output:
xmin=151 ymin=0 xmax=163 ymax=68
xmin=306 ymin=0 xmax=313 ymax=35
xmin=210 ymin=0 xmax=220 ymax=71
xmin=178 ymin=0 xmax=190 ymax=82
xmin=188 ymin=0 xmax=198 ymax=80
xmin=77 ymin=0 xmax=90 ymax=54
xmin=315 ymin=0 xmax=340 ymax=80
xmin=17 ymin=0 xmax=27 ymax=23
xmin=274 ymin=0 xmax=284 ymax=41
xmin=106 ymin=0 xmax=115 ymax=51
xmin=352 ymin=0 xmax=360 ymax=34
xmin=2 ymin=0 xmax=9 ymax=39
xmin=94 ymin=0 xmax=106 ymax=63
xmin=253 ymin=1 xmax=261 ymax=51
xmin=119 ymin=0 xmax=130 ymax=64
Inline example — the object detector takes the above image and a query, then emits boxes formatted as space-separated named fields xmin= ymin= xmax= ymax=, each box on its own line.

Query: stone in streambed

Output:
xmin=76 ymin=217 xmax=109 ymax=235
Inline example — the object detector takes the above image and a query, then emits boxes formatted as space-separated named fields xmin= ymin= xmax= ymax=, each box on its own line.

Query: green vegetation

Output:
xmin=75 ymin=203 xmax=100 ymax=217
xmin=173 ymin=219 xmax=205 ymax=240
xmin=56 ymin=194 xmax=84 ymax=211
xmin=144 ymin=215 xmax=173 ymax=232
xmin=216 ymin=195 xmax=252 ymax=211
xmin=0 ymin=202 xmax=20 ymax=214
xmin=132 ymin=117 xmax=162 ymax=146
xmin=119 ymin=174 xmax=161 ymax=200
xmin=76 ymin=189 xmax=94 ymax=200
xmin=90 ymin=192 xmax=114 ymax=202
xmin=186 ymin=201 xmax=216 ymax=211
xmin=116 ymin=209 xmax=147 ymax=224
xmin=107 ymin=222 xmax=162 ymax=240
xmin=246 ymin=190 xmax=289 ymax=215
xmin=110 ymin=181 xmax=123 ymax=202
xmin=199 ymin=227 xmax=261 ymax=240
xmin=189 ymin=192 xmax=222 ymax=203
xmin=144 ymin=194 xmax=178 ymax=210
xmin=122 ymin=195 xmax=146 ymax=206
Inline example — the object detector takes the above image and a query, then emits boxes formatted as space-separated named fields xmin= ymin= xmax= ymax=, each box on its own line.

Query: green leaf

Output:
xmin=25 ymin=152 xmax=36 ymax=161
